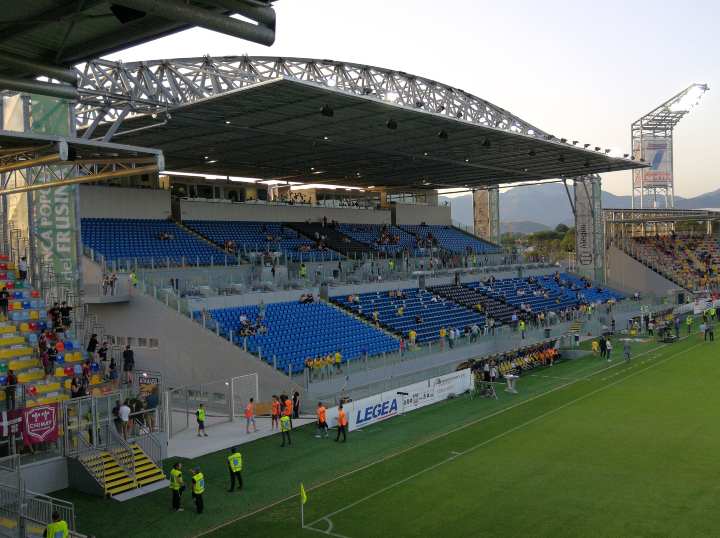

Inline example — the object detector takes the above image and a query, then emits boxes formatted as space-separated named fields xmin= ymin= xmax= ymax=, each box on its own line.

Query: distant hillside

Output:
xmin=441 ymin=185 xmax=720 ymax=230
xmin=500 ymin=221 xmax=551 ymax=234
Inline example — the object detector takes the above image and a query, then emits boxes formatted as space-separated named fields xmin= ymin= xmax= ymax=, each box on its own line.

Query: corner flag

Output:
xmin=300 ymin=483 xmax=308 ymax=505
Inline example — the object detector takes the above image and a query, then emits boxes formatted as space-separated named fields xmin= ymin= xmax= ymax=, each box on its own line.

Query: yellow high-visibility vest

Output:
xmin=193 ymin=472 xmax=205 ymax=495
xmin=228 ymin=452 xmax=242 ymax=472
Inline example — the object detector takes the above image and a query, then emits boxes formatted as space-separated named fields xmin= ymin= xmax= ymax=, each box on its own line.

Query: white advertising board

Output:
xmin=326 ymin=369 xmax=473 ymax=432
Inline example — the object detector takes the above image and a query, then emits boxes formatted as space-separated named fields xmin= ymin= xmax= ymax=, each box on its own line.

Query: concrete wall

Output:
xmin=393 ymin=203 xmax=451 ymax=225
xmin=79 ymin=186 xmax=171 ymax=219
xmin=606 ymin=245 xmax=680 ymax=296
xmin=22 ymin=457 xmax=68 ymax=494
xmin=179 ymin=199 xmax=390 ymax=224
xmin=88 ymin=293 xmax=299 ymax=399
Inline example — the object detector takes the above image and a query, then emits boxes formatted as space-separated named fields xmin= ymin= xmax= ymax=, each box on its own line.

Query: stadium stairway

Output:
xmin=286 ymin=222 xmax=372 ymax=258
xmin=174 ymin=219 xmax=235 ymax=260
xmin=73 ymin=442 xmax=167 ymax=500
xmin=429 ymin=284 xmax=523 ymax=324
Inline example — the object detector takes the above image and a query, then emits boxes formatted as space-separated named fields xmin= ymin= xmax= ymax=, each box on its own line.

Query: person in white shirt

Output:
xmin=18 ymin=257 xmax=27 ymax=281
xmin=118 ymin=401 xmax=131 ymax=439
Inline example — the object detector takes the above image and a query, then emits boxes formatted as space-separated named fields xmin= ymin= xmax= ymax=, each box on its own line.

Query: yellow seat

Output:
xmin=11 ymin=302 xmax=21 ymax=310
xmin=19 ymin=323 xmax=29 ymax=333
xmin=29 ymin=310 xmax=38 ymax=320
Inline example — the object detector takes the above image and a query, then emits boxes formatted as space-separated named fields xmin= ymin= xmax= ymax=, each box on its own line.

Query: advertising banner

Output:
xmin=21 ymin=404 xmax=59 ymax=445
xmin=327 ymin=369 xmax=473 ymax=432
xmin=642 ymin=137 xmax=672 ymax=187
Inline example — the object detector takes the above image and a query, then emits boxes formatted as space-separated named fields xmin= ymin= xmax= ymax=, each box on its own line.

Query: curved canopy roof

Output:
xmin=78 ymin=56 xmax=645 ymax=190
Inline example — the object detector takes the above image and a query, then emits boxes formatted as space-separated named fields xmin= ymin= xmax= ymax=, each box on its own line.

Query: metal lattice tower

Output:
xmin=631 ymin=83 xmax=709 ymax=209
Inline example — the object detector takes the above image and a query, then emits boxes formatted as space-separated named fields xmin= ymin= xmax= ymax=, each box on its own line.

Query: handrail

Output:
xmin=23 ymin=489 xmax=77 ymax=532
xmin=108 ymin=426 xmax=136 ymax=487
xmin=131 ymin=429 xmax=163 ymax=468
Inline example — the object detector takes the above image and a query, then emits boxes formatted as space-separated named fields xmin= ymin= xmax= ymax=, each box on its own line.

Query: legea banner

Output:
xmin=327 ymin=369 xmax=473 ymax=432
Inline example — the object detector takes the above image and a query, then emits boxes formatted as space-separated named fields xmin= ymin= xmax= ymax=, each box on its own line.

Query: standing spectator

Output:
xmin=605 ymin=339 xmax=613 ymax=362
xmin=118 ymin=400 xmax=131 ymax=440
xmin=292 ymin=391 xmax=301 ymax=419
xmin=0 ymin=286 xmax=8 ymax=321
xmin=674 ymin=316 xmax=681 ymax=338
xmin=109 ymin=356 xmax=119 ymax=388
xmin=5 ymin=370 xmax=17 ymax=411
xmin=145 ymin=388 xmax=159 ymax=431
xmin=98 ymin=341 xmax=108 ymax=377
xmin=701 ymin=321 xmax=708 ymax=341
xmin=686 ymin=315 xmax=693 ymax=335
xmin=87 ymin=333 xmax=98 ymax=359
xmin=244 ymin=398 xmax=257 ymax=434
xmin=18 ymin=257 xmax=27 ymax=281
xmin=70 ymin=376 xmax=81 ymax=398
xmin=122 ymin=345 xmax=134 ymax=385
xmin=59 ymin=301 xmax=73 ymax=329
xmin=283 ymin=395 xmax=293 ymax=428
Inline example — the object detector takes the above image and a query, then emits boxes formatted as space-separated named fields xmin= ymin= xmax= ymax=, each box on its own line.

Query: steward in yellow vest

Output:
xmin=227 ymin=447 xmax=243 ymax=492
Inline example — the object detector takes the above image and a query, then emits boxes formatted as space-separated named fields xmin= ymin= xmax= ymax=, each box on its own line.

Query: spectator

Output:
xmin=122 ymin=345 xmax=135 ymax=385
xmin=98 ymin=341 xmax=109 ymax=376
xmin=18 ymin=257 xmax=27 ymax=281
xmin=87 ymin=333 xmax=98 ymax=358
xmin=118 ymin=400 xmax=131 ymax=440
xmin=293 ymin=391 xmax=301 ymax=419
xmin=59 ymin=301 xmax=73 ymax=328
xmin=5 ymin=370 xmax=17 ymax=411
xmin=70 ymin=376 xmax=81 ymax=398
xmin=0 ymin=286 xmax=9 ymax=320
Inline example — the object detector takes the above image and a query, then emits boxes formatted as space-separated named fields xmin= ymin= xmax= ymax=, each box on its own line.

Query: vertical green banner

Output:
xmin=29 ymin=95 xmax=79 ymax=288
xmin=34 ymin=185 xmax=78 ymax=286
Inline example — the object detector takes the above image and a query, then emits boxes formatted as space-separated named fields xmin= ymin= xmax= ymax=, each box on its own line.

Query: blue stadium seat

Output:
xmin=199 ymin=301 xmax=398 ymax=373
xmin=400 ymin=224 xmax=501 ymax=254
xmin=333 ymin=288 xmax=485 ymax=342
xmin=81 ymin=218 xmax=233 ymax=265
xmin=184 ymin=221 xmax=341 ymax=262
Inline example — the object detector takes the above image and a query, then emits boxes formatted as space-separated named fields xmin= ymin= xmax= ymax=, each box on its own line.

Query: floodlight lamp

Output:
xmin=327 ymin=77 xmax=337 ymax=87
xmin=572 ymin=140 xmax=579 ymax=145
xmin=385 ymin=91 xmax=400 ymax=102
xmin=584 ymin=143 xmax=590 ymax=148
xmin=669 ymin=83 xmax=709 ymax=113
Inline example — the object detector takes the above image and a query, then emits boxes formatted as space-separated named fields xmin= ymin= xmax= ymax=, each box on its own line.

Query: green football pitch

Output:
xmin=60 ymin=333 xmax=720 ymax=537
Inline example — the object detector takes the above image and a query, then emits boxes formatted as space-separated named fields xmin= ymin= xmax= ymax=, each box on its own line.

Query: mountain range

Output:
xmin=442 ymin=184 xmax=720 ymax=233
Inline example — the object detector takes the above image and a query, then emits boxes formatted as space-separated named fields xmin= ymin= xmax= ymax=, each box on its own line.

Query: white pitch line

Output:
xmin=192 ymin=337 xmax=693 ymax=538
xmin=305 ymin=340 xmax=701 ymax=530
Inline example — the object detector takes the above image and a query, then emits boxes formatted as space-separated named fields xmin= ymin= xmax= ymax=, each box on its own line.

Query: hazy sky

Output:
xmin=106 ymin=0 xmax=719 ymax=197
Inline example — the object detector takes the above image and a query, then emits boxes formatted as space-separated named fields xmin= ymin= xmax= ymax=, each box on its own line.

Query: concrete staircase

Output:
xmin=75 ymin=442 xmax=167 ymax=500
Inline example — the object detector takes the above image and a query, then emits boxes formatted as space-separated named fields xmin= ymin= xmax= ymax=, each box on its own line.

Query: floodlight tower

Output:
xmin=631 ymin=83 xmax=709 ymax=208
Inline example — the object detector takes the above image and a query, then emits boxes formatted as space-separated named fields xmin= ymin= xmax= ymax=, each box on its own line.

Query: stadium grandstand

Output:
xmin=0 ymin=2 xmax=716 ymax=538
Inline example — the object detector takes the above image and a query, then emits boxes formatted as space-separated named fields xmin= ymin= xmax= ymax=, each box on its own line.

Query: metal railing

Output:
xmin=131 ymin=430 xmax=163 ymax=468
xmin=23 ymin=490 xmax=76 ymax=533
xmin=107 ymin=425 xmax=136 ymax=488
xmin=76 ymin=434 xmax=106 ymax=493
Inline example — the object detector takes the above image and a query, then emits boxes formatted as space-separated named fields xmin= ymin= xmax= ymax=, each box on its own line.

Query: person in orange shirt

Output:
xmin=335 ymin=404 xmax=347 ymax=443
xmin=271 ymin=395 xmax=280 ymax=431
xmin=283 ymin=394 xmax=293 ymax=428
xmin=315 ymin=402 xmax=328 ymax=438
xmin=244 ymin=397 xmax=257 ymax=434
